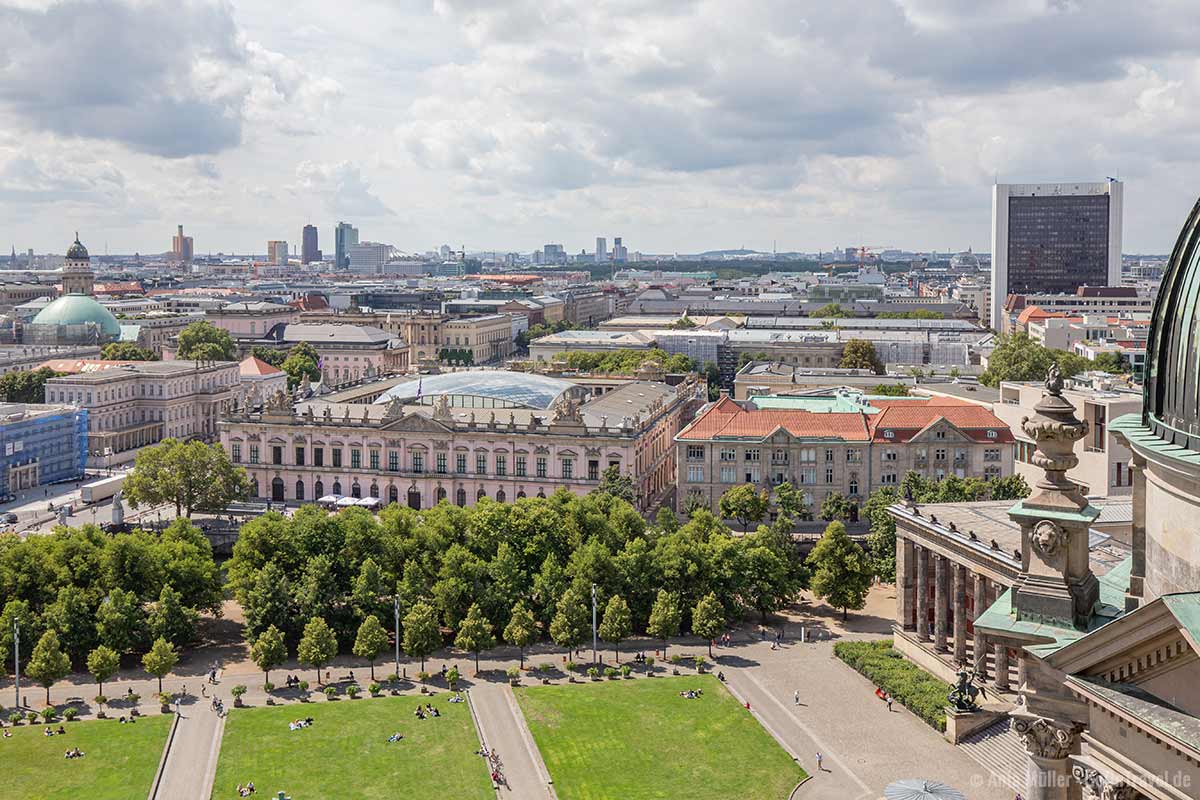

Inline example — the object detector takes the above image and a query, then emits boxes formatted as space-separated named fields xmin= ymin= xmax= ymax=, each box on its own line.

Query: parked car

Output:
xmin=2 ymin=512 xmax=18 ymax=524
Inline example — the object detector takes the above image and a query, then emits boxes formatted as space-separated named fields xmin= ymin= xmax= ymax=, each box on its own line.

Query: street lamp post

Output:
xmin=13 ymin=619 xmax=20 ymax=711
xmin=393 ymin=596 xmax=401 ymax=679
xmin=591 ymin=583 xmax=598 ymax=667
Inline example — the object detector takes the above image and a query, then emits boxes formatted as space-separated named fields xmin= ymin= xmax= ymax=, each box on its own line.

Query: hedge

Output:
xmin=833 ymin=640 xmax=950 ymax=732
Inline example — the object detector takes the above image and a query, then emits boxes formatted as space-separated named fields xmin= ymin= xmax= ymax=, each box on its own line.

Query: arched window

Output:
xmin=351 ymin=482 xmax=362 ymax=499
xmin=370 ymin=483 xmax=379 ymax=498
xmin=496 ymin=489 xmax=506 ymax=503
xmin=314 ymin=479 xmax=324 ymax=498
xmin=407 ymin=489 xmax=421 ymax=510
xmin=295 ymin=480 xmax=305 ymax=501
xmin=332 ymin=480 xmax=342 ymax=495
xmin=477 ymin=488 xmax=487 ymax=501
xmin=517 ymin=490 xmax=526 ymax=499
xmin=536 ymin=489 xmax=546 ymax=498
xmin=456 ymin=488 xmax=467 ymax=507
xmin=436 ymin=487 xmax=447 ymax=503
xmin=250 ymin=479 xmax=259 ymax=498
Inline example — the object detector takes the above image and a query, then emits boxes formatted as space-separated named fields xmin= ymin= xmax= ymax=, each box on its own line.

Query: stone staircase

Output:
xmin=957 ymin=715 xmax=1025 ymax=794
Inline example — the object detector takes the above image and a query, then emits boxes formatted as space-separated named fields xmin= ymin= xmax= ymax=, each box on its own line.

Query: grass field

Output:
xmin=0 ymin=713 xmax=172 ymax=800
xmin=515 ymin=674 xmax=805 ymax=800
xmin=210 ymin=693 xmax=493 ymax=800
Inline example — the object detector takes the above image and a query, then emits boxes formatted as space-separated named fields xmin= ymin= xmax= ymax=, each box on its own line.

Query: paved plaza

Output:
xmin=1 ymin=586 xmax=1011 ymax=800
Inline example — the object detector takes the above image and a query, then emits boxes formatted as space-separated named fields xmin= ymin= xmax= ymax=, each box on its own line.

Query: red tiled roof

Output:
xmin=680 ymin=398 xmax=870 ymax=441
xmin=1016 ymin=305 xmax=1069 ymax=326
xmin=868 ymin=404 xmax=1013 ymax=443
xmin=239 ymin=356 xmax=283 ymax=376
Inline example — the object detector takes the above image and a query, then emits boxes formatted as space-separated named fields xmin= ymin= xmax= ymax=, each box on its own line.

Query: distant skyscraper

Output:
xmin=335 ymin=222 xmax=359 ymax=269
xmin=267 ymin=240 xmax=289 ymax=265
xmin=302 ymin=225 xmax=320 ymax=264
xmin=612 ymin=236 xmax=628 ymax=263
xmin=595 ymin=237 xmax=607 ymax=264
xmin=990 ymin=180 xmax=1122 ymax=329
xmin=172 ymin=224 xmax=194 ymax=264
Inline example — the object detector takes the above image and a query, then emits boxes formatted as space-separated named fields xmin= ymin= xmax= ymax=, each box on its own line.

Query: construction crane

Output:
xmin=856 ymin=245 xmax=891 ymax=271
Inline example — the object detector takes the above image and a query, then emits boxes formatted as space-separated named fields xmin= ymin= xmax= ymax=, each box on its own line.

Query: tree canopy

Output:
xmin=124 ymin=438 xmax=250 ymax=517
xmin=101 ymin=342 xmax=158 ymax=361
xmin=979 ymin=332 xmax=1091 ymax=388
xmin=839 ymin=339 xmax=883 ymax=374
xmin=177 ymin=321 xmax=237 ymax=361
xmin=807 ymin=521 xmax=872 ymax=619
xmin=0 ymin=367 xmax=66 ymax=403
xmin=282 ymin=342 xmax=321 ymax=389
xmin=719 ymin=484 xmax=769 ymax=532
xmin=559 ymin=348 xmax=695 ymax=375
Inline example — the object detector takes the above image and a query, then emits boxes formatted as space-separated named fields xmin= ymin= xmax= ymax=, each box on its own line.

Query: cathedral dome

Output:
xmin=1144 ymin=197 xmax=1200 ymax=449
xmin=65 ymin=234 xmax=89 ymax=261
xmin=30 ymin=295 xmax=120 ymax=339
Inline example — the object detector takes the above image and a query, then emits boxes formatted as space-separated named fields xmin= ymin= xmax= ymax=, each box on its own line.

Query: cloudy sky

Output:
xmin=1 ymin=0 xmax=1198 ymax=255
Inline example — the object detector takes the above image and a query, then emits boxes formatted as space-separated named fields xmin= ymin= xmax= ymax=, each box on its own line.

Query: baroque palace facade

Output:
xmin=218 ymin=367 xmax=705 ymax=512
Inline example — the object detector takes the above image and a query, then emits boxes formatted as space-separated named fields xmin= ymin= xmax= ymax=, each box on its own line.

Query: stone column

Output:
xmin=934 ymin=554 xmax=949 ymax=652
xmin=1014 ymin=716 xmax=1079 ymax=800
xmin=1017 ymin=653 xmax=1028 ymax=691
xmin=953 ymin=564 xmax=967 ymax=664
xmin=915 ymin=545 xmax=930 ymax=641
xmin=1126 ymin=455 xmax=1146 ymax=611
xmin=972 ymin=573 xmax=988 ymax=677
xmin=994 ymin=642 xmax=1010 ymax=691
xmin=897 ymin=537 xmax=916 ymax=631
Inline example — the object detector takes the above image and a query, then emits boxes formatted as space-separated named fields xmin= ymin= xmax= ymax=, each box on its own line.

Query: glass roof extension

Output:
xmin=373 ymin=370 xmax=581 ymax=410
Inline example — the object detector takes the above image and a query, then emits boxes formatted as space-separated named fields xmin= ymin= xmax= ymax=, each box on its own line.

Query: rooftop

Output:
xmin=46 ymin=359 xmax=237 ymax=383
xmin=373 ymin=370 xmax=582 ymax=411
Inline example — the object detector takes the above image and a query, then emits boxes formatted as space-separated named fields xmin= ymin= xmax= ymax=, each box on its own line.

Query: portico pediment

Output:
xmin=382 ymin=412 xmax=453 ymax=434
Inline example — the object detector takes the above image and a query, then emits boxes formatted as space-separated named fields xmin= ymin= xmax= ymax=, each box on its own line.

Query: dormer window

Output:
xmin=987 ymin=430 xmax=997 ymax=439
xmin=884 ymin=430 xmax=894 ymax=439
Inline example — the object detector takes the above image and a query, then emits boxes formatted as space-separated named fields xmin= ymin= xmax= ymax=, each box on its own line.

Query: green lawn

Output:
xmin=0 ymin=713 xmax=172 ymax=800
xmin=211 ymin=693 xmax=493 ymax=800
xmin=515 ymin=674 xmax=805 ymax=800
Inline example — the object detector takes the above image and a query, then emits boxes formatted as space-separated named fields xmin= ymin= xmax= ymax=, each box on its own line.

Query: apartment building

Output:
xmin=44 ymin=360 xmax=240 ymax=468
xmin=401 ymin=313 xmax=514 ymax=366
xmin=992 ymin=373 xmax=1141 ymax=497
xmin=676 ymin=392 xmax=1014 ymax=516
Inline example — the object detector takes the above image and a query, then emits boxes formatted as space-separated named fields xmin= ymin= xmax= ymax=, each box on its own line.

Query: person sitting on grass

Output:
xmin=448 ymin=693 xmax=464 ymax=703
xmin=431 ymin=707 xmax=440 ymax=717
xmin=414 ymin=707 xmax=425 ymax=720
xmin=3 ymin=729 xmax=12 ymax=738
xmin=57 ymin=725 xmax=65 ymax=735
xmin=387 ymin=732 xmax=403 ymax=743
xmin=43 ymin=727 xmax=53 ymax=736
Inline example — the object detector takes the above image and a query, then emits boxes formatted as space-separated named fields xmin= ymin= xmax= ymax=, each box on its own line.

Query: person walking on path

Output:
xmin=794 ymin=690 xmax=800 ymax=705
xmin=815 ymin=752 xmax=824 ymax=772
xmin=886 ymin=695 xmax=894 ymax=712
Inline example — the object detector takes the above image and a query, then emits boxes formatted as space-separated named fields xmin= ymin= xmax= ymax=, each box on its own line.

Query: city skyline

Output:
xmin=2 ymin=1 xmax=1200 ymax=254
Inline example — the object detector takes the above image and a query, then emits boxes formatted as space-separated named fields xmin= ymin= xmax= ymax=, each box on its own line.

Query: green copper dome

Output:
xmin=30 ymin=295 xmax=120 ymax=338
xmin=65 ymin=234 xmax=89 ymax=261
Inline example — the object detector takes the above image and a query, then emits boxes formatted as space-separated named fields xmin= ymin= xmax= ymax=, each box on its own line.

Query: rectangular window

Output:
xmin=588 ymin=460 xmax=599 ymax=480
xmin=687 ymin=465 xmax=704 ymax=482
xmin=562 ymin=459 xmax=574 ymax=479
xmin=388 ymin=451 xmax=399 ymax=472
xmin=249 ymin=445 xmax=259 ymax=464
xmin=436 ymin=453 xmax=447 ymax=474
xmin=496 ymin=455 xmax=507 ymax=476
xmin=536 ymin=457 xmax=547 ymax=478
xmin=884 ymin=450 xmax=897 ymax=462
xmin=412 ymin=452 xmax=424 ymax=474
xmin=369 ymin=450 xmax=379 ymax=470
xmin=881 ymin=472 xmax=898 ymax=485
xmin=719 ymin=448 xmax=736 ymax=462
xmin=332 ymin=449 xmax=342 ymax=468
xmin=350 ymin=449 xmax=361 ymax=469
xmin=720 ymin=466 xmax=735 ymax=483
xmin=295 ymin=446 xmax=305 ymax=466
xmin=934 ymin=449 xmax=946 ymax=462
xmin=825 ymin=448 xmax=835 ymax=462
xmin=476 ymin=454 xmax=487 ymax=474
xmin=272 ymin=446 xmax=282 ymax=465
xmin=744 ymin=449 xmax=760 ymax=462
xmin=984 ymin=448 xmax=1001 ymax=462
xmin=825 ymin=467 xmax=834 ymax=484
xmin=314 ymin=447 xmax=324 ymax=467
xmin=846 ymin=449 xmax=862 ymax=464
xmin=515 ymin=455 xmax=527 ymax=477
xmin=456 ymin=454 xmax=467 ymax=474
xmin=231 ymin=443 xmax=241 ymax=463
xmin=687 ymin=445 xmax=705 ymax=460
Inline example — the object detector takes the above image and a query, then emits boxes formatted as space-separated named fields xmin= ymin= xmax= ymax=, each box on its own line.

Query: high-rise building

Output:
xmin=347 ymin=242 xmax=392 ymax=274
xmin=595 ymin=237 xmax=607 ymax=263
xmin=335 ymin=222 xmax=359 ymax=269
xmin=542 ymin=244 xmax=566 ymax=265
xmin=267 ymin=240 xmax=289 ymax=265
xmin=989 ymin=180 xmax=1123 ymax=329
xmin=612 ymin=236 xmax=629 ymax=263
xmin=301 ymin=225 xmax=320 ymax=264
xmin=172 ymin=224 xmax=194 ymax=264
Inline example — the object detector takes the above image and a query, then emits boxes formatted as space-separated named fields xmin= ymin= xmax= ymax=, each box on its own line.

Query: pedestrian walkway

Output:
xmin=469 ymin=683 xmax=555 ymax=799
xmin=151 ymin=697 xmax=225 ymax=800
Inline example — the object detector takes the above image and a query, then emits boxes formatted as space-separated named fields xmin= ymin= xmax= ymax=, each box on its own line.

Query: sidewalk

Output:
xmin=152 ymin=698 xmax=225 ymax=800
xmin=470 ymin=683 xmax=554 ymax=799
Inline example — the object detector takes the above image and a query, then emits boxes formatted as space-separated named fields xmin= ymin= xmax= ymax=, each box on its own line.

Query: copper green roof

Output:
xmin=1110 ymin=412 xmax=1200 ymax=469
xmin=30 ymin=295 xmax=121 ymax=338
